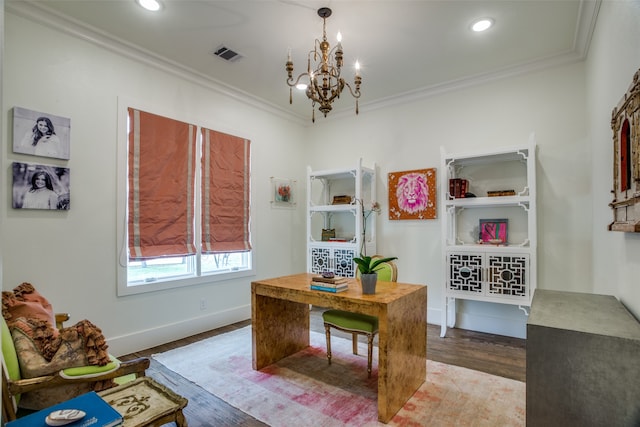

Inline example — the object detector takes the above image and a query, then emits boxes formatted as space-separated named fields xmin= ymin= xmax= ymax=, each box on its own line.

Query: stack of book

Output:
xmin=449 ymin=178 xmax=469 ymax=198
xmin=7 ymin=391 xmax=123 ymax=427
xmin=310 ymin=275 xmax=349 ymax=293
xmin=487 ymin=189 xmax=516 ymax=197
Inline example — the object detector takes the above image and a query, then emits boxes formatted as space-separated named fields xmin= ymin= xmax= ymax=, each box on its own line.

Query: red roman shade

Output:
xmin=201 ymin=128 xmax=251 ymax=253
xmin=128 ymin=108 xmax=197 ymax=259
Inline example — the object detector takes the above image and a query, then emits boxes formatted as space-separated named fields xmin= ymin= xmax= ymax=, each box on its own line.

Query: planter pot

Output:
xmin=361 ymin=273 xmax=378 ymax=294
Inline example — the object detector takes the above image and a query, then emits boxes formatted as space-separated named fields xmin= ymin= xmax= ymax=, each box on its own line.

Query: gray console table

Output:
xmin=527 ymin=289 xmax=640 ymax=426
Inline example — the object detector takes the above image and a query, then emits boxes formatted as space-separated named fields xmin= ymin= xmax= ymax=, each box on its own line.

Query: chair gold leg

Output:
xmin=367 ymin=333 xmax=374 ymax=378
xmin=322 ymin=317 xmax=378 ymax=377
xmin=352 ymin=332 xmax=358 ymax=355
xmin=324 ymin=324 xmax=332 ymax=365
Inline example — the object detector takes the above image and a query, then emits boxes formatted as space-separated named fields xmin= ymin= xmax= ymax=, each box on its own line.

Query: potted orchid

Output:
xmin=357 ymin=200 xmax=382 ymax=256
xmin=353 ymin=254 xmax=398 ymax=294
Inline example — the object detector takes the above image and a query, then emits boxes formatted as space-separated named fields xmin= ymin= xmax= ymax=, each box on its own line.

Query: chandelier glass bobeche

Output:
xmin=286 ymin=7 xmax=361 ymax=122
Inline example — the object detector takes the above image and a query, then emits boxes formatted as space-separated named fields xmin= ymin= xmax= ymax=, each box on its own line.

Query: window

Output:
xmin=117 ymin=101 xmax=253 ymax=296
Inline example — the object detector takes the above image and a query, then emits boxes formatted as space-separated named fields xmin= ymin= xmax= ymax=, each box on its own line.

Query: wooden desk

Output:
xmin=251 ymin=273 xmax=427 ymax=423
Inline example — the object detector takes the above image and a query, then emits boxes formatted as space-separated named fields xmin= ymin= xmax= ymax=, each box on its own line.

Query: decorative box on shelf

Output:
xmin=321 ymin=229 xmax=336 ymax=241
xmin=487 ymin=189 xmax=517 ymax=197
xmin=448 ymin=178 xmax=469 ymax=198
xmin=332 ymin=195 xmax=352 ymax=205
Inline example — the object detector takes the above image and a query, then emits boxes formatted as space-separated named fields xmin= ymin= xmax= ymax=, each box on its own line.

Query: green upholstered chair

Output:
xmin=355 ymin=256 xmax=398 ymax=282
xmin=322 ymin=257 xmax=397 ymax=377
xmin=1 ymin=314 xmax=149 ymax=422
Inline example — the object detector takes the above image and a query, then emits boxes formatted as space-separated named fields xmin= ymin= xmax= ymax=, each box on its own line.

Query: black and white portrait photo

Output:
xmin=13 ymin=106 xmax=71 ymax=160
xmin=12 ymin=162 xmax=70 ymax=210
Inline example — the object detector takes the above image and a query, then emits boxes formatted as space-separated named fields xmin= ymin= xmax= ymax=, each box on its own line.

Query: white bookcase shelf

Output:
xmin=307 ymin=159 xmax=376 ymax=277
xmin=440 ymin=135 xmax=537 ymax=337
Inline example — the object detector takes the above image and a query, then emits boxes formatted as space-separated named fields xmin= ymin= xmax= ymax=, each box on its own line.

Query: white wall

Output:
xmin=2 ymin=12 xmax=307 ymax=355
xmin=587 ymin=0 xmax=640 ymax=319
xmin=305 ymin=62 xmax=590 ymax=337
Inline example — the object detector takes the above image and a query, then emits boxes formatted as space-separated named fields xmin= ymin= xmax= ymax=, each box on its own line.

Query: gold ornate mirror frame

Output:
xmin=609 ymin=68 xmax=640 ymax=232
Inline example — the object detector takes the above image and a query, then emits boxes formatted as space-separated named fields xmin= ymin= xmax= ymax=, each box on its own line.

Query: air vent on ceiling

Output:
xmin=213 ymin=45 xmax=243 ymax=62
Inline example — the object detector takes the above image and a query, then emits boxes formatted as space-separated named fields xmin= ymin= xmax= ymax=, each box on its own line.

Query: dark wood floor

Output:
xmin=120 ymin=307 xmax=526 ymax=426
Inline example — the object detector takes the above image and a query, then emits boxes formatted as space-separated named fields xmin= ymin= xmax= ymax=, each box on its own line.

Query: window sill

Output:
xmin=117 ymin=268 xmax=255 ymax=296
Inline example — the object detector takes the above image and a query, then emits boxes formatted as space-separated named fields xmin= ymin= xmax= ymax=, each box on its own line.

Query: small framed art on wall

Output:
xmin=12 ymin=107 xmax=71 ymax=160
xmin=270 ymin=177 xmax=296 ymax=208
xmin=388 ymin=168 xmax=437 ymax=220
xmin=12 ymin=162 xmax=70 ymax=210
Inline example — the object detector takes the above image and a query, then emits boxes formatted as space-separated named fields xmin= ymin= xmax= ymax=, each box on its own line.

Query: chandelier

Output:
xmin=286 ymin=7 xmax=362 ymax=122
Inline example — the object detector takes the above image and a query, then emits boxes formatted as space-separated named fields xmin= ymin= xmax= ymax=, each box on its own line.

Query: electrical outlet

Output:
xmin=200 ymin=299 xmax=206 ymax=310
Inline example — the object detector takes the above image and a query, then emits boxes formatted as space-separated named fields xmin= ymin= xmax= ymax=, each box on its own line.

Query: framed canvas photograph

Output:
xmin=388 ymin=168 xmax=437 ymax=220
xmin=12 ymin=162 xmax=70 ymax=210
xmin=479 ymin=218 xmax=508 ymax=244
xmin=271 ymin=177 xmax=296 ymax=208
xmin=13 ymin=106 xmax=71 ymax=160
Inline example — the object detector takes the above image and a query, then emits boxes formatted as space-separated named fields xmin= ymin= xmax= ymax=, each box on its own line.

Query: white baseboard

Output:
xmin=107 ymin=305 xmax=251 ymax=357
xmin=427 ymin=307 xmax=442 ymax=326
xmin=433 ymin=299 xmax=528 ymax=338
xmin=455 ymin=311 xmax=527 ymax=338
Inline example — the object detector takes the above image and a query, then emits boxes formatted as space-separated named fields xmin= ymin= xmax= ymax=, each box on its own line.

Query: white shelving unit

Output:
xmin=440 ymin=135 xmax=537 ymax=337
xmin=307 ymin=159 xmax=376 ymax=277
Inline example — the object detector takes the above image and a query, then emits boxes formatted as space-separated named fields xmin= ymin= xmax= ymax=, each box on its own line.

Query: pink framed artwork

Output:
xmin=479 ymin=218 xmax=508 ymax=244
xmin=388 ymin=168 xmax=437 ymax=220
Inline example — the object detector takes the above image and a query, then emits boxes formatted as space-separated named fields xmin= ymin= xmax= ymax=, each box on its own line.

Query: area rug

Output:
xmin=152 ymin=326 xmax=525 ymax=426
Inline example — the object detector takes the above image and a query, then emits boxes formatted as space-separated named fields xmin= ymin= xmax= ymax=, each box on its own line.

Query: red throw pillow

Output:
xmin=1 ymin=282 xmax=56 ymax=327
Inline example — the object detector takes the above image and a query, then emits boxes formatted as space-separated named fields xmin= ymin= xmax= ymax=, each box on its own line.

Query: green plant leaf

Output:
xmin=353 ymin=255 xmax=373 ymax=274
xmin=352 ymin=255 xmax=397 ymax=274
xmin=370 ymin=257 xmax=398 ymax=272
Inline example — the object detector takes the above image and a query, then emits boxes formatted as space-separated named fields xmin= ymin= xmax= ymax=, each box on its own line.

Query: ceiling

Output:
xmin=7 ymin=0 xmax=600 ymax=122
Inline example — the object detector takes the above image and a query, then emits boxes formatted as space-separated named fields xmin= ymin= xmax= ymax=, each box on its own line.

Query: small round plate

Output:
xmin=45 ymin=409 xmax=86 ymax=426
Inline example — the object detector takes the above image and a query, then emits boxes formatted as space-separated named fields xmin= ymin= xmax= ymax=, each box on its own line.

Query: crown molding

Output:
xmin=7 ymin=0 xmax=600 ymax=126
xmin=6 ymin=1 xmax=309 ymax=126
xmin=359 ymin=49 xmax=585 ymax=115
xmin=358 ymin=0 xmax=601 ymax=115
xmin=573 ymin=0 xmax=601 ymax=58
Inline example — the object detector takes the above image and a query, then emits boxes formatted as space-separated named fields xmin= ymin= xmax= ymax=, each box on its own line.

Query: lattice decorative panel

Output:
xmin=310 ymin=247 xmax=332 ymax=274
xmin=447 ymin=253 xmax=483 ymax=293
xmin=333 ymin=248 xmax=355 ymax=277
xmin=310 ymin=247 xmax=356 ymax=277
xmin=486 ymin=254 xmax=528 ymax=297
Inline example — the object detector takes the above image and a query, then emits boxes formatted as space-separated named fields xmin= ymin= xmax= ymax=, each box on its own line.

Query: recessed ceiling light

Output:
xmin=137 ymin=0 xmax=162 ymax=12
xmin=471 ymin=18 xmax=494 ymax=32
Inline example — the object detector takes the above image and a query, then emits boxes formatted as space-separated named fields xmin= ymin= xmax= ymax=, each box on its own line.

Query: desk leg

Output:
xmin=377 ymin=287 xmax=427 ymax=423
xmin=251 ymin=293 xmax=310 ymax=370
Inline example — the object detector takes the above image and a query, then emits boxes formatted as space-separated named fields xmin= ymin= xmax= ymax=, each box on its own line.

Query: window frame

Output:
xmin=116 ymin=97 xmax=255 ymax=296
